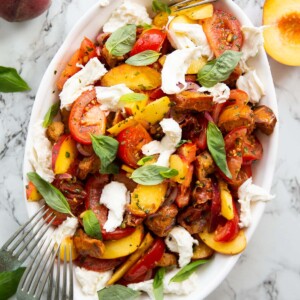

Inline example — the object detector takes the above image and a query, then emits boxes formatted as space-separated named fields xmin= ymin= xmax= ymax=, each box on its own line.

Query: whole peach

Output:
xmin=0 ymin=0 xmax=51 ymax=22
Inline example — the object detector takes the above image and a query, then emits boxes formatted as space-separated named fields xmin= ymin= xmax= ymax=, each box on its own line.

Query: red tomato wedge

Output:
xmin=130 ymin=29 xmax=167 ymax=56
xmin=243 ymin=135 xmax=263 ymax=164
xmin=209 ymin=178 xmax=221 ymax=232
xmin=117 ymin=124 xmax=152 ymax=168
xmin=102 ymin=227 xmax=136 ymax=241
xmin=69 ymin=89 xmax=106 ymax=145
xmin=123 ymin=239 xmax=165 ymax=281
xmin=57 ymin=37 xmax=97 ymax=90
xmin=202 ymin=9 xmax=243 ymax=57
xmin=214 ymin=202 xmax=239 ymax=242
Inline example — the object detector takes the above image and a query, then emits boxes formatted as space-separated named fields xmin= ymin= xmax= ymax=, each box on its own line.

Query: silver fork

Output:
xmin=17 ymin=243 xmax=74 ymax=300
xmin=0 ymin=205 xmax=56 ymax=272
xmin=169 ymin=0 xmax=217 ymax=11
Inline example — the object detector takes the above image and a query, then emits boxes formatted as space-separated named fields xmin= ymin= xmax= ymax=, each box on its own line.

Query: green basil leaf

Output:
xmin=0 ymin=267 xmax=26 ymax=299
xmin=197 ymin=50 xmax=242 ymax=88
xmin=153 ymin=267 xmax=165 ymax=300
xmin=43 ymin=102 xmax=60 ymax=128
xmin=91 ymin=134 xmax=119 ymax=175
xmin=119 ymin=93 xmax=147 ymax=103
xmin=152 ymin=0 xmax=171 ymax=14
xmin=131 ymin=165 xmax=178 ymax=185
xmin=126 ymin=50 xmax=161 ymax=66
xmin=170 ymin=260 xmax=209 ymax=283
xmin=137 ymin=155 xmax=154 ymax=166
xmin=207 ymin=122 xmax=232 ymax=178
xmin=0 ymin=66 xmax=30 ymax=93
xmin=27 ymin=172 xmax=73 ymax=215
xmin=176 ymin=139 xmax=190 ymax=148
xmin=105 ymin=24 xmax=136 ymax=56
xmin=137 ymin=23 xmax=152 ymax=30
xmin=98 ymin=284 xmax=141 ymax=300
xmin=101 ymin=162 xmax=119 ymax=175
xmin=159 ymin=168 xmax=178 ymax=178
xmin=82 ymin=210 xmax=102 ymax=240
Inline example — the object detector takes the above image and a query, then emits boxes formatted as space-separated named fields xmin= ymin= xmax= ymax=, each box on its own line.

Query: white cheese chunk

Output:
xmin=59 ymin=58 xmax=107 ymax=110
xmin=238 ymin=177 xmax=274 ymax=228
xmin=236 ymin=70 xmax=265 ymax=103
xmin=103 ymin=0 xmax=152 ymax=33
xmin=142 ymin=118 xmax=182 ymax=168
xmin=29 ymin=120 xmax=55 ymax=182
xmin=52 ymin=217 xmax=78 ymax=245
xmin=100 ymin=181 xmax=129 ymax=232
xmin=198 ymin=83 xmax=230 ymax=104
xmin=165 ymin=226 xmax=198 ymax=268
xmin=99 ymin=0 xmax=110 ymax=7
xmin=161 ymin=47 xmax=203 ymax=94
xmin=75 ymin=267 xmax=112 ymax=296
xmin=167 ymin=19 xmax=214 ymax=59
xmin=128 ymin=267 xmax=198 ymax=299
xmin=241 ymin=26 xmax=264 ymax=62
xmin=95 ymin=84 xmax=133 ymax=112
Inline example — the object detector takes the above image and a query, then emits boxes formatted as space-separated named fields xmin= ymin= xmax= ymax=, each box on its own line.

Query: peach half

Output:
xmin=263 ymin=0 xmax=300 ymax=66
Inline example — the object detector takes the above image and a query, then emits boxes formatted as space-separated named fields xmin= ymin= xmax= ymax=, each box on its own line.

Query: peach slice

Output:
xmin=263 ymin=0 xmax=300 ymax=66
xmin=26 ymin=181 xmax=42 ymax=201
xmin=52 ymin=135 xmax=78 ymax=174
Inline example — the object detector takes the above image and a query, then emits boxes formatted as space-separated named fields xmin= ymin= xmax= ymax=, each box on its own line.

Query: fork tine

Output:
xmin=54 ymin=247 xmax=61 ymax=299
xmin=47 ymin=262 xmax=54 ymax=300
xmin=61 ymin=245 xmax=67 ymax=299
xmin=35 ymin=244 xmax=60 ymax=299
xmin=69 ymin=246 xmax=74 ymax=300
xmin=17 ymin=235 xmax=49 ymax=293
xmin=172 ymin=0 xmax=217 ymax=11
xmin=30 ymin=241 xmax=55 ymax=296
xmin=17 ymin=214 xmax=56 ymax=262
xmin=1 ymin=205 xmax=46 ymax=250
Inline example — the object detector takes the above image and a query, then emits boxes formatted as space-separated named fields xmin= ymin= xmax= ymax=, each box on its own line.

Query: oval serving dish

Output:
xmin=23 ymin=0 xmax=279 ymax=299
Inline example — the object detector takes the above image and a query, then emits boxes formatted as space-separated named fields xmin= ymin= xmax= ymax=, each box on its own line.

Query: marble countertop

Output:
xmin=0 ymin=0 xmax=299 ymax=299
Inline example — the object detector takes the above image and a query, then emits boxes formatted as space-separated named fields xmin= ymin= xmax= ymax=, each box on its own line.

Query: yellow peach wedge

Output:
xmin=263 ymin=0 xmax=300 ymax=66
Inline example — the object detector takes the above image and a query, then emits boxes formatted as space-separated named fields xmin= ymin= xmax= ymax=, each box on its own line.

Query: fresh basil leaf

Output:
xmin=0 ymin=267 xmax=26 ymax=299
xmin=101 ymin=162 xmax=119 ymax=175
xmin=170 ymin=260 xmax=209 ymax=283
xmin=153 ymin=267 xmax=165 ymax=300
xmin=119 ymin=93 xmax=147 ymax=103
xmin=91 ymin=134 xmax=119 ymax=175
xmin=0 ymin=66 xmax=30 ymax=93
xmin=105 ymin=24 xmax=136 ymax=56
xmin=98 ymin=284 xmax=141 ymax=300
xmin=207 ymin=122 xmax=232 ymax=178
xmin=137 ymin=23 xmax=152 ymax=30
xmin=152 ymin=0 xmax=171 ymax=14
xmin=131 ymin=165 xmax=178 ymax=185
xmin=27 ymin=172 xmax=73 ymax=215
xmin=126 ymin=50 xmax=161 ymax=66
xmin=159 ymin=168 xmax=178 ymax=178
xmin=197 ymin=50 xmax=242 ymax=88
xmin=43 ymin=102 xmax=60 ymax=128
xmin=137 ymin=155 xmax=154 ymax=166
xmin=82 ymin=210 xmax=102 ymax=240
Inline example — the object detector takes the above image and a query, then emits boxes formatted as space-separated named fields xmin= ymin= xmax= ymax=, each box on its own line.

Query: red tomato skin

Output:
xmin=117 ymin=124 xmax=153 ymax=168
xmin=209 ymin=178 xmax=221 ymax=233
xmin=118 ymin=269 xmax=154 ymax=286
xmin=102 ymin=227 xmax=136 ymax=241
xmin=242 ymin=135 xmax=263 ymax=164
xmin=203 ymin=9 xmax=243 ymax=57
xmin=80 ymin=37 xmax=97 ymax=63
xmin=214 ymin=202 xmax=239 ymax=242
xmin=124 ymin=239 xmax=165 ymax=281
xmin=149 ymin=88 xmax=166 ymax=100
xmin=69 ymin=89 xmax=106 ymax=145
xmin=130 ymin=29 xmax=167 ymax=56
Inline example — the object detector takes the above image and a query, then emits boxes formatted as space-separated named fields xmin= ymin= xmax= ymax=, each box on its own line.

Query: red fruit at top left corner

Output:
xmin=0 ymin=0 xmax=51 ymax=22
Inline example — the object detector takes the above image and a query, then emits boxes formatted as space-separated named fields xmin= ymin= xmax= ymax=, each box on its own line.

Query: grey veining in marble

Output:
xmin=0 ymin=0 xmax=300 ymax=299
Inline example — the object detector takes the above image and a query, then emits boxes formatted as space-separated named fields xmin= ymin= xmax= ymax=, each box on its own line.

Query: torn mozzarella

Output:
xmin=198 ymin=83 xmax=230 ymax=103
xmin=52 ymin=217 xmax=78 ymax=245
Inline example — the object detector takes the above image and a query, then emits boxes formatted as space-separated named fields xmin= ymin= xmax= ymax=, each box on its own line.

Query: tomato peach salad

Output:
xmin=26 ymin=1 xmax=277 ymax=298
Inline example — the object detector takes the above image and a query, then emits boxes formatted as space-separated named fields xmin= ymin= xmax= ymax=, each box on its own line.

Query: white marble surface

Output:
xmin=0 ymin=0 xmax=299 ymax=299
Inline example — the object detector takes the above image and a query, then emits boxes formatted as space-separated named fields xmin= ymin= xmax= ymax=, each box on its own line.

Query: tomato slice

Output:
xmin=69 ymin=89 xmax=106 ymax=145
xmin=243 ymin=135 xmax=263 ymax=164
xmin=117 ymin=124 xmax=152 ymax=168
xmin=57 ymin=37 xmax=97 ymax=90
xmin=203 ymin=9 xmax=243 ymax=57
xmin=214 ymin=202 xmax=239 ymax=242
xmin=149 ymin=88 xmax=166 ymax=100
xmin=102 ymin=227 xmax=136 ymax=241
xmin=130 ymin=29 xmax=167 ymax=56
xmin=209 ymin=178 xmax=221 ymax=233
xmin=123 ymin=239 xmax=165 ymax=282
xmin=118 ymin=269 xmax=154 ymax=286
